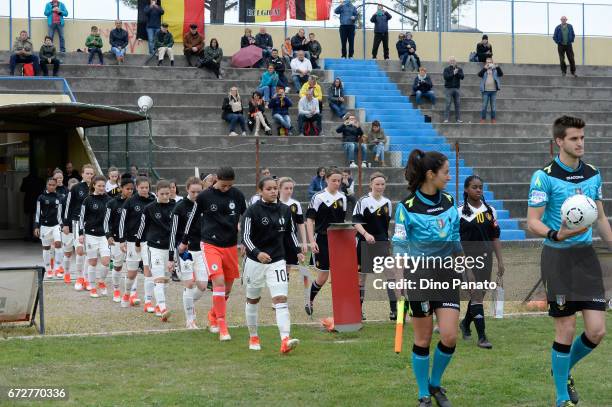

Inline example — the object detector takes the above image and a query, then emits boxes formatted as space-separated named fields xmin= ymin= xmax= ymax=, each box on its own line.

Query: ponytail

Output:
xmin=404 ymin=149 xmax=447 ymax=193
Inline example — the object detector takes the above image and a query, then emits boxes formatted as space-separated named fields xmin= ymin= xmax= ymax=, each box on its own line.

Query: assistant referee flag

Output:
xmin=289 ymin=0 xmax=331 ymax=21
xmin=163 ymin=0 xmax=205 ymax=41
xmin=239 ymin=0 xmax=287 ymax=22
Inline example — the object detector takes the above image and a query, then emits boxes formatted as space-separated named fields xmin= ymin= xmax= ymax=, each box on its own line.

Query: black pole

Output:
xmin=125 ymin=122 xmax=129 ymax=172
xmin=107 ymin=125 xmax=111 ymax=170
xmin=37 ymin=267 xmax=45 ymax=334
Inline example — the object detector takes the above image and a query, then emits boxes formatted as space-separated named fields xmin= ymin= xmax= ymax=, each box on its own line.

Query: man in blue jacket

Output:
xmin=553 ymin=16 xmax=576 ymax=77
xmin=334 ymin=0 xmax=358 ymax=59
xmin=44 ymin=0 xmax=68 ymax=52
xmin=370 ymin=4 xmax=391 ymax=59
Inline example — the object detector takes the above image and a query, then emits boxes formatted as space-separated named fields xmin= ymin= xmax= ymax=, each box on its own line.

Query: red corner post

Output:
xmin=327 ymin=223 xmax=362 ymax=332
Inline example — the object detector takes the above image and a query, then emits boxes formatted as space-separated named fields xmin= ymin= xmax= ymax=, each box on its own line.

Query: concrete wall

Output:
xmin=0 ymin=94 xmax=70 ymax=105
xmin=1 ymin=17 xmax=612 ymax=65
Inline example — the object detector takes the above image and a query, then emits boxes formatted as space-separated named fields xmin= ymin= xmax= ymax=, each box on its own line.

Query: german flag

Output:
xmin=239 ymin=0 xmax=287 ymax=22
xmin=290 ymin=0 xmax=331 ymax=20
xmin=163 ymin=0 xmax=205 ymax=42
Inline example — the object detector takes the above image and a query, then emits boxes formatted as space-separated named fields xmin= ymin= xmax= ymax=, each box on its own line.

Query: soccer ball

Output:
xmin=561 ymin=194 xmax=598 ymax=230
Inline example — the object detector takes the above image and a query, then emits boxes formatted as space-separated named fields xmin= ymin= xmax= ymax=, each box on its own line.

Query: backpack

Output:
xmin=22 ymin=63 xmax=35 ymax=76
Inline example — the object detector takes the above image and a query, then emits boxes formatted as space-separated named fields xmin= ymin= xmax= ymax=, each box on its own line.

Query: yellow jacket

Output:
xmin=299 ymin=82 xmax=323 ymax=102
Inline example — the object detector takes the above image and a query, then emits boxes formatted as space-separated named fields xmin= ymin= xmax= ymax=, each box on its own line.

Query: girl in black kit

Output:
xmin=458 ymin=175 xmax=505 ymax=349
xmin=242 ymin=177 xmax=304 ymax=353
xmin=352 ymin=172 xmax=393 ymax=320
xmin=306 ymin=168 xmax=347 ymax=316
xmin=79 ymin=175 xmax=112 ymax=299
xmin=135 ymin=180 xmax=175 ymax=321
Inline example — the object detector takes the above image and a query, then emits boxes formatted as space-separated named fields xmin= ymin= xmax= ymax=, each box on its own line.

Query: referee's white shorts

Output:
xmin=40 ymin=225 xmax=61 ymax=247
xmin=85 ymin=234 xmax=110 ymax=260
xmin=126 ymin=241 xmax=149 ymax=270
xmin=243 ymin=258 xmax=289 ymax=299
xmin=178 ymin=250 xmax=208 ymax=282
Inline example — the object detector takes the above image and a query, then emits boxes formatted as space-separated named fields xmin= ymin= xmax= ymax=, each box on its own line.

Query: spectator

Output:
xmin=39 ymin=36 xmax=60 ymax=76
xmin=476 ymin=34 xmax=493 ymax=63
xmin=299 ymin=75 xmax=323 ymax=113
xmin=248 ymin=91 xmax=272 ymax=136
xmin=199 ymin=38 xmax=223 ymax=78
xmin=85 ymin=26 xmax=104 ymax=65
xmin=553 ymin=16 xmax=577 ymax=77
xmin=255 ymin=27 xmax=274 ymax=59
xmin=328 ymin=77 xmax=347 ymax=118
xmin=335 ymin=0 xmax=358 ymax=58
xmin=298 ymin=90 xmax=321 ymax=136
xmin=155 ymin=23 xmax=174 ymax=66
xmin=341 ymin=169 xmax=356 ymax=215
xmin=413 ymin=66 xmax=435 ymax=107
xmin=129 ymin=165 xmax=139 ymax=183
xmin=307 ymin=33 xmax=322 ymax=69
xmin=368 ymin=120 xmax=387 ymax=166
xmin=282 ymin=37 xmax=293 ymax=66
xmin=268 ymin=86 xmax=294 ymax=136
xmin=221 ymin=87 xmax=247 ymax=136
xmin=402 ymin=32 xmax=419 ymax=71
xmin=337 ymin=114 xmax=366 ymax=168
xmin=478 ymin=57 xmax=503 ymax=124
xmin=396 ymin=33 xmax=407 ymax=68
xmin=183 ymin=23 xmax=204 ymax=67
xmin=109 ymin=20 xmax=129 ymax=65
xmin=291 ymin=28 xmax=310 ymax=58
xmin=64 ymin=162 xmax=81 ymax=184
xmin=241 ymin=28 xmax=256 ymax=48
xmin=44 ymin=0 xmax=68 ymax=53
xmin=371 ymin=4 xmax=392 ymax=60
xmin=269 ymin=49 xmax=288 ymax=89
xmin=443 ymin=56 xmax=464 ymax=123
xmin=9 ymin=31 xmax=40 ymax=76
xmin=257 ymin=64 xmax=279 ymax=103
xmin=144 ymin=0 xmax=164 ymax=55
xmin=308 ymin=167 xmax=327 ymax=199
xmin=290 ymin=51 xmax=312 ymax=93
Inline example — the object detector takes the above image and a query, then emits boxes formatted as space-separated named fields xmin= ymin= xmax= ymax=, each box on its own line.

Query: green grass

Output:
xmin=1 ymin=315 xmax=611 ymax=407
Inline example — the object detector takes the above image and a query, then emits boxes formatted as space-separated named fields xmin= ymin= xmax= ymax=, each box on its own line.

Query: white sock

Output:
xmin=193 ymin=287 xmax=205 ymax=302
xmin=54 ymin=249 xmax=63 ymax=271
xmin=75 ymin=254 xmax=84 ymax=277
xmin=154 ymin=282 xmax=166 ymax=309
xmin=183 ymin=287 xmax=195 ymax=322
xmin=42 ymin=249 xmax=51 ymax=271
xmin=62 ymin=255 xmax=71 ymax=274
xmin=131 ymin=275 xmax=138 ymax=293
xmin=144 ymin=276 xmax=154 ymax=303
xmin=245 ymin=302 xmax=259 ymax=337
xmin=81 ymin=258 xmax=88 ymax=280
xmin=88 ymin=264 xmax=97 ymax=285
xmin=274 ymin=302 xmax=291 ymax=339
xmin=111 ymin=270 xmax=121 ymax=290
xmin=96 ymin=263 xmax=108 ymax=280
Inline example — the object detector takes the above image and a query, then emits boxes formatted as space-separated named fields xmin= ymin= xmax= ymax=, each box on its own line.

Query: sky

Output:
xmin=2 ymin=0 xmax=612 ymax=36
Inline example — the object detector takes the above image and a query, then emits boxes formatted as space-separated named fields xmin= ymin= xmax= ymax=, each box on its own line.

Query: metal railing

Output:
xmin=0 ymin=76 xmax=77 ymax=102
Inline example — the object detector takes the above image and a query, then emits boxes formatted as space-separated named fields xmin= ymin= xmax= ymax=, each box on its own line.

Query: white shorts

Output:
xmin=40 ymin=225 xmax=61 ymax=247
xmin=126 ymin=241 xmax=149 ymax=270
xmin=61 ymin=227 xmax=74 ymax=252
xmin=243 ymin=258 xmax=289 ymax=299
xmin=110 ymin=243 xmax=126 ymax=268
xmin=178 ymin=250 xmax=208 ymax=282
xmin=148 ymin=247 xmax=169 ymax=279
xmin=85 ymin=235 xmax=110 ymax=260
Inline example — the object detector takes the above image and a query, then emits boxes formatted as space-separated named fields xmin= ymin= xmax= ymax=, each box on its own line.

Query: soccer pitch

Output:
xmin=0 ymin=315 xmax=610 ymax=406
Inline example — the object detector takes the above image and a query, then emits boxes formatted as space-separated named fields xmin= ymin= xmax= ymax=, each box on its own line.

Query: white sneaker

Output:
xmin=253 ymin=132 xmax=260 ymax=137
xmin=443 ymin=119 xmax=449 ymax=123
xmin=298 ymin=133 xmax=305 ymax=137
xmin=285 ymin=87 xmax=291 ymax=93
xmin=349 ymin=162 xmax=358 ymax=168
xmin=228 ymin=131 xmax=238 ymax=137
xmin=361 ymin=161 xmax=367 ymax=168
xmin=241 ymin=132 xmax=247 ymax=136
xmin=186 ymin=320 xmax=199 ymax=329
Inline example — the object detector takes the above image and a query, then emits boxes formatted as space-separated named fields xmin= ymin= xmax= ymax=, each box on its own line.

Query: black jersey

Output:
xmin=242 ymin=200 xmax=301 ymax=263
xmin=119 ymin=193 xmax=156 ymax=242
xmin=104 ymin=196 xmax=128 ymax=240
xmin=56 ymin=185 xmax=68 ymax=202
xmin=34 ymin=191 xmax=62 ymax=228
xmin=306 ymin=189 xmax=347 ymax=235
xmin=352 ymin=193 xmax=392 ymax=241
xmin=63 ymin=181 xmax=90 ymax=225
xmin=458 ymin=202 xmax=500 ymax=253
xmin=135 ymin=201 xmax=175 ymax=250
xmin=80 ymin=193 xmax=112 ymax=237
xmin=169 ymin=198 xmax=201 ymax=260
xmin=280 ymin=197 xmax=304 ymax=225
xmin=183 ymin=187 xmax=247 ymax=248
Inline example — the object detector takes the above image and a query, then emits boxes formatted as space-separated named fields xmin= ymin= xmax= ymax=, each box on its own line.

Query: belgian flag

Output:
xmin=239 ymin=0 xmax=287 ymax=22
xmin=163 ymin=0 xmax=205 ymax=42
xmin=289 ymin=0 xmax=331 ymax=21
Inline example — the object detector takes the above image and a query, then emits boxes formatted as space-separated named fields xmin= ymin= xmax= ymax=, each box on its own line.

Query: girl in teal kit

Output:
xmin=392 ymin=149 xmax=462 ymax=407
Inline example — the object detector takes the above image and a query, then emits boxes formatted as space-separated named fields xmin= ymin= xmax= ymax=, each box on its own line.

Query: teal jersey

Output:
xmin=392 ymin=190 xmax=461 ymax=257
xmin=528 ymin=156 xmax=603 ymax=248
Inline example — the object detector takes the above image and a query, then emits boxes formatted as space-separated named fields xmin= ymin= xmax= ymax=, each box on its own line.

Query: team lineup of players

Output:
xmin=32 ymin=115 xmax=610 ymax=406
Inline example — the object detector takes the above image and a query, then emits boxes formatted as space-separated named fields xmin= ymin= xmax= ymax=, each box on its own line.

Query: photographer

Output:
xmin=478 ymin=58 xmax=503 ymax=124
xmin=442 ymin=56 xmax=464 ymax=123
xmin=336 ymin=114 xmax=366 ymax=168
